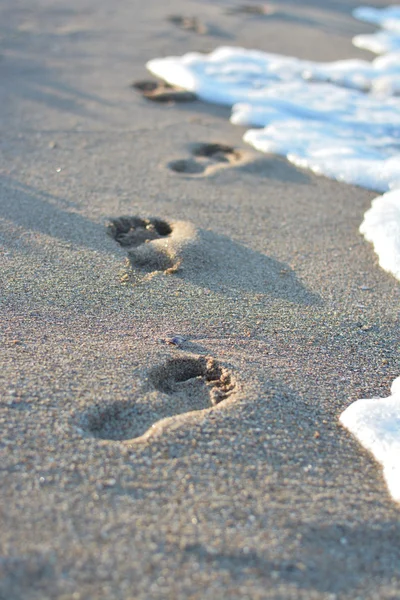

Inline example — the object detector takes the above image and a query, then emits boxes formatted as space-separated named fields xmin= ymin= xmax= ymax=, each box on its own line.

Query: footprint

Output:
xmin=168 ymin=143 xmax=244 ymax=176
xmin=107 ymin=216 xmax=172 ymax=247
xmin=226 ymin=4 xmax=275 ymax=15
xmin=78 ymin=356 xmax=236 ymax=442
xmin=106 ymin=216 xmax=319 ymax=304
xmin=148 ymin=356 xmax=235 ymax=403
xmin=132 ymin=80 xmax=197 ymax=103
xmin=192 ymin=142 xmax=241 ymax=162
xmin=167 ymin=15 xmax=208 ymax=34
xmin=167 ymin=158 xmax=206 ymax=175
xmin=107 ymin=216 xmax=203 ymax=273
xmin=107 ymin=215 xmax=175 ymax=271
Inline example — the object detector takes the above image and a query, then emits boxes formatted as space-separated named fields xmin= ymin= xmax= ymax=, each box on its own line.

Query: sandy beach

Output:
xmin=1 ymin=0 xmax=400 ymax=598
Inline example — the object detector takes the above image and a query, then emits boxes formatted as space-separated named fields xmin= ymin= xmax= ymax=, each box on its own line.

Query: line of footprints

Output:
xmin=131 ymin=84 xmax=248 ymax=175
xmin=77 ymin=217 xmax=237 ymax=443
xmin=77 ymin=47 xmax=253 ymax=443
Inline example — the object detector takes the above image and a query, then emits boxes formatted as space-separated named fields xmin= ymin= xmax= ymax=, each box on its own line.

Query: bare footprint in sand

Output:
xmin=78 ymin=356 xmax=236 ymax=442
xmin=107 ymin=215 xmax=200 ymax=273
xmin=132 ymin=80 xmax=197 ymax=103
xmin=106 ymin=215 xmax=319 ymax=304
xmin=226 ymin=4 xmax=276 ymax=15
xmin=168 ymin=143 xmax=245 ymax=176
xmin=167 ymin=15 xmax=208 ymax=34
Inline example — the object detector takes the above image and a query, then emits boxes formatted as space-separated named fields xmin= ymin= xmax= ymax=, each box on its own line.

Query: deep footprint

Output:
xmin=192 ymin=143 xmax=241 ymax=163
xmin=107 ymin=215 xmax=176 ymax=271
xmin=79 ymin=356 xmax=236 ymax=441
xmin=107 ymin=216 xmax=172 ymax=247
xmin=148 ymin=356 xmax=235 ymax=404
xmin=132 ymin=80 xmax=197 ymax=102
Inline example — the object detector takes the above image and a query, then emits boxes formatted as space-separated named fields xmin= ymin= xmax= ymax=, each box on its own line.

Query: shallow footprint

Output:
xmin=78 ymin=356 xmax=236 ymax=442
xmin=168 ymin=143 xmax=243 ymax=176
xmin=192 ymin=142 xmax=241 ymax=164
xmin=167 ymin=15 xmax=208 ymax=34
xmin=132 ymin=80 xmax=197 ymax=103
xmin=226 ymin=4 xmax=275 ymax=15
xmin=168 ymin=158 xmax=206 ymax=174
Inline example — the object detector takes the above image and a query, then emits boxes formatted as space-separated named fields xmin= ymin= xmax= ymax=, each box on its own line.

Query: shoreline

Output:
xmin=1 ymin=0 xmax=400 ymax=598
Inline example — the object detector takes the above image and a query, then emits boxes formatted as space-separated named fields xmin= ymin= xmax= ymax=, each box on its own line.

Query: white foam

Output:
xmin=353 ymin=6 xmax=400 ymax=53
xmin=307 ymin=52 xmax=400 ymax=94
xmin=340 ymin=377 xmax=400 ymax=502
xmin=148 ymin=6 xmax=400 ymax=501
xmin=149 ymin=50 xmax=400 ymax=193
xmin=147 ymin=6 xmax=400 ymax=283
xmin=148 ymin=46 xmax=400 ymax=99
xmin=359 ymin=189 xmax=400 ymax=279
xmin=244 ymin=121 xmax=400 ymax=192
xmin=353 ymin=30 xmax=400 ymax=54
xmin=353 ymin=5 xmax=400 ymax=30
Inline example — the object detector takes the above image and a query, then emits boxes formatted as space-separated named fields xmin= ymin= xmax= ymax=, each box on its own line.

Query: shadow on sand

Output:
xmin=0 ymin=178 xmax=107 ymax=253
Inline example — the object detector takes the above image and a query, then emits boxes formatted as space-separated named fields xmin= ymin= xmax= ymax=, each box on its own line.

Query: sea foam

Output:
xmin=359 ymin=189 xmax=400 ymax=280
xmin=340 ymin=377 xmax=400 ymax=502
xmin=353 ymin=5 xmax=400 ymax=53
xmin=147 ymin=5 xmax=400 ymax=501
xmin=147 ymin=5 xmax=400 ymax=284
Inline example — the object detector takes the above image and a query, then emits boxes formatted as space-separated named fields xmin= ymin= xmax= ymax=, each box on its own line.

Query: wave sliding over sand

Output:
xmin=147 ymin=5 xmax=400 ymax=284
xmin=340 ymin=377 xmax=400 ymax=502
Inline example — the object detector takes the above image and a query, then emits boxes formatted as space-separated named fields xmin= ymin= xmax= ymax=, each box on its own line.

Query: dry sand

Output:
xmin=1 ymin=0 xmax=400 ymax=598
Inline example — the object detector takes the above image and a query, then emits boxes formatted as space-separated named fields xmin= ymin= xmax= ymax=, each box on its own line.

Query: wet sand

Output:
xmin=1 ymin=0 xmax=400 ymax=598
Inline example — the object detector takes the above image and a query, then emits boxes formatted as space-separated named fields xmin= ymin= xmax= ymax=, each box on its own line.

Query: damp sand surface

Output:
xmin=0 ymin=0 xmax=400 ymax=599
